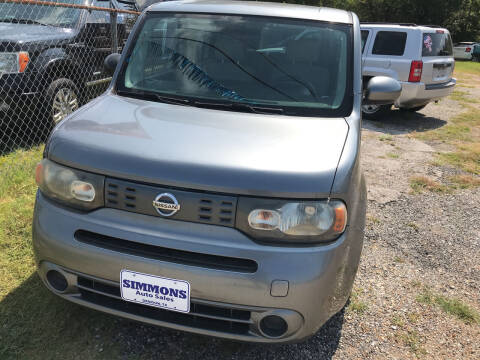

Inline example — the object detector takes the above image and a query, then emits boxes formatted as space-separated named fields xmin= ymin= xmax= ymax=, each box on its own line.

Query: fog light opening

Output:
xmin=259 ymin=315 xmax=288 ymax=338
xmin=46 ymin=270 xmax=68 ymax=292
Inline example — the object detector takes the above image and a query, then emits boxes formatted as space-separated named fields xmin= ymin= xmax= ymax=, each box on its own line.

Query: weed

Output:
xmin=407 ymin=312 xmax=421 ymax=324
xmin=410 ymin=176 xmax=449 ymax=194
xmin=379 ymin=134 xmax=394 ymax=142
xmin=386 ymin=152 xmax=400 ymax=159
xmin=400 ymin=330 xmax=426 ymax=356
xmin=437 ymin=143 xmax=480 ymax=175
xmin=347 ymin=289 xmax=368 ymax=314
xmin=407 ymin=222 xmax=420 ymax=231
xmin=410 ymin=280 xmax=422 ymax=288
xmin=393 ymin=256 xmax=405 ymax=263
xmin=391 ymin=314 xmax=405 ymax=327
xmin=449 ymin=174 xmax=480 ymax=189
xmin=417 ymin=289 xmax=480 ymax=324
xmin=367 ymin=215 xmax=381 ymax=224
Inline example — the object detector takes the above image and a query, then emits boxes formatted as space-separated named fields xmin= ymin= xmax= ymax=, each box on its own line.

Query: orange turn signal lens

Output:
xmin=18 ymin=52 xmax=30 ymax=73
xmin=35 ymin=162 xmax=43 ymax=186
xmin=333 ymin=203 xmax=347 ymax=233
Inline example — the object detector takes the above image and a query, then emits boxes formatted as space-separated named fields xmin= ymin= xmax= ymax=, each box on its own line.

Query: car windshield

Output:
xmin=117 ymin=13 xmax=353 ymax=117
xmin=0 ymin=0 xmax=84 ymax=27
xmin=422 ymin=32 xmax=453 ymax=57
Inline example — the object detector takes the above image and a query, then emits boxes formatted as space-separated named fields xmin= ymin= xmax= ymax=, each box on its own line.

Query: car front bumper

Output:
xmin=33 ymin=192 xmax=364 ymax=343
xmin=395 ymin=78 xmax=456 ymax=108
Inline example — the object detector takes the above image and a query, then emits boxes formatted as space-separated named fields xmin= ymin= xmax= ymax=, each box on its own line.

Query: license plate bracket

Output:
xmin=120 ymin=270 xmax=190 ymax=313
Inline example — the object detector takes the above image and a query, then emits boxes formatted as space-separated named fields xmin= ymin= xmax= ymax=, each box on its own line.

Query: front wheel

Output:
xmin=361 ymin=104 xmax=392 ymax=120
xmin=45 ymin=78 xmax=79 ymax=126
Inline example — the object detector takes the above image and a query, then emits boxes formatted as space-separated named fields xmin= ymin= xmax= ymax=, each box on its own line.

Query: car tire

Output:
xmin=45 ymin=78 xmax=80 ymax=126
xmin=399 ymin=105 xmax=427 ymax=113
xmin=361 ymin=104 xmax=392 ymax=120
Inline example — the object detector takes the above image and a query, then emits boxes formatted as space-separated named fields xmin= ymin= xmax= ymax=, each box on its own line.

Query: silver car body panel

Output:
xmin=147 ymin=0 xmax=353 ymax=24
xmin=48 ymin=94 xmax=349 ymax=198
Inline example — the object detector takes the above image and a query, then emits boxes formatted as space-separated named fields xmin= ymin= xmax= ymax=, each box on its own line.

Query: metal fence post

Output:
xmin=110 ymin=0 xmax=118 ymax=53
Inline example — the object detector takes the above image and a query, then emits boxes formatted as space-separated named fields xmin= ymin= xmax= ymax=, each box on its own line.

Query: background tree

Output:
xmin=268 ymin=0 xmax=480 ymax=41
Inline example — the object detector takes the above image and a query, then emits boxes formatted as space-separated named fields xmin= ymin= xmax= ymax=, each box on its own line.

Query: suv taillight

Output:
xmin=408 ymin=61 xmax=423 ymax=82
xmin=466 ymin=47 xmax=472 ymax=53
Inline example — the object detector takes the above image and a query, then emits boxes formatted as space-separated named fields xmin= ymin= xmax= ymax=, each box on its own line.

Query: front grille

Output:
xmin=76 ymin=275 xmax=251 ymax=335
xmin=75 ymin=230 xmax=258 ymax=273
xmin=105 ymin=178 xmax=237 ymax=227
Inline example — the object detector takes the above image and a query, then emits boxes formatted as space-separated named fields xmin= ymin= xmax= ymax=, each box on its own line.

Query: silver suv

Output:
xmin=361 ymin=23 xmax=456 ymax=119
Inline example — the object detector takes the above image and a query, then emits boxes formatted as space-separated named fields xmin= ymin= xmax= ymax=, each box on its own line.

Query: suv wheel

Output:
xmin=46 ymin=78 xmax=79 ymax=125
xmin=361 ymin=104 xmax=391 ymax=120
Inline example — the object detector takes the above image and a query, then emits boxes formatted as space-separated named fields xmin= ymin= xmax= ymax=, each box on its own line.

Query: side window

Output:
xmin=372 ymin=31 xmax=407 ymax=56
xmin=361 ymin=30 xmax=369 ymax=54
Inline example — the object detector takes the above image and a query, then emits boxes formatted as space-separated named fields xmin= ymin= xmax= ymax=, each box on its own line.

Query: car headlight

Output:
xmin=0 ymin=52 xmax=30 ymax=75
xmin=237 ymin=198 xmax=347 ymax=244
xmin=35 ymin=159 xmax=104 ymax=211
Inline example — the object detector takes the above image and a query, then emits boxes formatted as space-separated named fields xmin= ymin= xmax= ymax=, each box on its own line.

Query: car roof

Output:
xmin=146 ymin=0 xmax=353 ymax=24
xmin=360 ymin=23 xmax=449 ymax=33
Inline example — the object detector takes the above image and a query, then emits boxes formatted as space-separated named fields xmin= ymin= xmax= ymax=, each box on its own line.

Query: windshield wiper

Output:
xmin=0 ymin=18 xmax=49 ymax=26
xmin=155 ymin=94 xmax=191 ymax=106
xmin=194 ymin=101 xmax=284 ymax=115
xmin=116 ymin=89 xmax=192 ymax=107
xmin=117 ymin=89 xmax=284 ymax=114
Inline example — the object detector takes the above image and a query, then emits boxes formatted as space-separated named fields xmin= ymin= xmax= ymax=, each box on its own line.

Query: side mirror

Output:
xmin=364 ymin=76 xmax=402 ymax=105
xmin=104 ymin=53 xmax=121 ymax=76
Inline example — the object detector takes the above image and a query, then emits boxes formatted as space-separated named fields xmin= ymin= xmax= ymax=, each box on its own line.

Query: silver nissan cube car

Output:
xmin=33 ymin=0 xmax=400 ymax=343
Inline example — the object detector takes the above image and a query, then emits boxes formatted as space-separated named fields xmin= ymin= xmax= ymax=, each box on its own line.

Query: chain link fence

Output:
xmin=0 ymin=0 xmax=139 ymax=178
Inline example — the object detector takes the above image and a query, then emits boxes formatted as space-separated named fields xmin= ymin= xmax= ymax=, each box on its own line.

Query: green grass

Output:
xmin=347 ymin=289 xmax=368 ymax=314
xmin=450 ymin=90 xmax=479 ymax=104
xmin=379 ymin=134 xmax=394 ymax=142
xmin=454 ymin=61 xmax=480 ymax=77
xmin=414 ymin=61 xmax=480 ymax=177
xmin=415 ymin=107 xmax=480 ymax=175
xmin=410 ymin=176 xmax=449 ymax=194
xmin=417 ymin=289 xmax=480 ymax=325
xmin=386 ymin=152 xmax=400 ymax=159
xmin=400 ymin=330 xmax=426 ymax=356
xmin=407 ymin=222 xmax=419 ymax=231
xmin=449 ymin=174 xmax=480 ymax=189
xmin=0 ymin=147 xmax=124 ymax=359
xmin=391 ymin=314 xmax=405 ymax=327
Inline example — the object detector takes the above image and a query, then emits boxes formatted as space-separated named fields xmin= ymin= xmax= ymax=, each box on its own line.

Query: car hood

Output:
xmin=47 ymin=94 xmax=349 ymax=198
xmin=0 ymin=23 xmax=75 ymax=48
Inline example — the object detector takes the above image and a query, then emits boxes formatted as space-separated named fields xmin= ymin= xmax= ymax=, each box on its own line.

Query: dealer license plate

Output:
xmin=120 ymin=270 xmax=190 ymax=313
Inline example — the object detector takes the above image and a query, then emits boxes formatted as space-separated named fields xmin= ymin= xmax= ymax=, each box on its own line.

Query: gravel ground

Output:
xmin=54 ymin=78 xmax=480 ymax=359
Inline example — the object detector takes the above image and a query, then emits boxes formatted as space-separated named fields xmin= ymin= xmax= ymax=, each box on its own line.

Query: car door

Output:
xmin=421 ymin=31 xmax=455 ymax=86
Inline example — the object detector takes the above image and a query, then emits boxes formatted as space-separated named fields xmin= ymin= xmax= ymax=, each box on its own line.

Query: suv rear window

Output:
xmin=422 ymin=33 xmax=453 ymax=57
xmin=372 ymin=31 xmax=407 ymax=56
